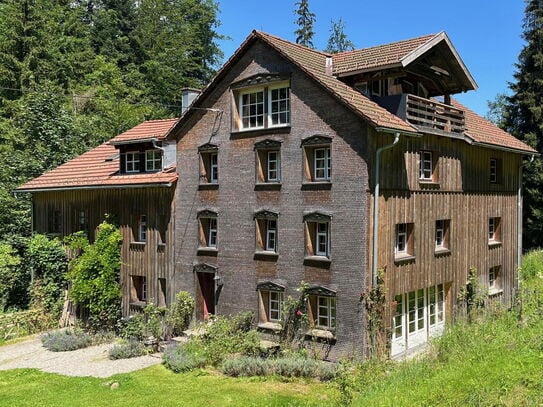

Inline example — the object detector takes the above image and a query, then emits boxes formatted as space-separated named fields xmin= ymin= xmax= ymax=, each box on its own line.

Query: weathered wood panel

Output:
xmin=31 ymin=187 xmax=175 ymax=316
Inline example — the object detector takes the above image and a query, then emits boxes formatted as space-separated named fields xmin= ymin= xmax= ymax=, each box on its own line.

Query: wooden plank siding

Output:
xmin=31 ymin=187 xmax=176 ymax=316
xmin=368 ymin=131 xmax=522 ymax=323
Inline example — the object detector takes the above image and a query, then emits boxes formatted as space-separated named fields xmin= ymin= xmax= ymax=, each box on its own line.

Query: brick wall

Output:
xmin=173 ymin=40 xmax=373 ymax=359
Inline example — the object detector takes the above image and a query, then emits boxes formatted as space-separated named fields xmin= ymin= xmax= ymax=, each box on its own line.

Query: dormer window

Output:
xmin=121 ymin=146 xmax=163 ymax=174
xmin=126 ymin=151 xmax=141 ymax=173
xmin=146 ymin=150 xmax=162 ymax=172
xmin=232 ymin=74 xmax=290 ymax=132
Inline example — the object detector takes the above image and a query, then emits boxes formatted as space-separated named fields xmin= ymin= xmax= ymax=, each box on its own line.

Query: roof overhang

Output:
xmin=401 ymin=32 xmax=477 ymax=95
xmin=16 ymin=181 xmax=175 ymax=193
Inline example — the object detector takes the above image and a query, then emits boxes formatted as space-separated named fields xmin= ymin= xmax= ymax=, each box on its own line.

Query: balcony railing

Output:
xmin=374 ymin=94 xmax=465 ymax=135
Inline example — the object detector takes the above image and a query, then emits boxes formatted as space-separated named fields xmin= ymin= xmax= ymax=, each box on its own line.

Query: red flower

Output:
xmin=296 ymin=310 xmax=303 ymax=316
xmin=391 ymin=300 xmax=398 ymax=307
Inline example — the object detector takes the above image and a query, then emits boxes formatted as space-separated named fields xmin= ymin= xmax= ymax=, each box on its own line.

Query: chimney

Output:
xmin=325 ymin=56 xmax=333 ymax=76
xmin=181 ymin=88 xmax=201 ymax=113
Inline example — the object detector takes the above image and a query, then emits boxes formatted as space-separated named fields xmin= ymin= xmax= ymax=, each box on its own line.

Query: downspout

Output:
xmin=372 ymin=132 xmax=400 ymax=287
xmin=151 ymin=139 xmax=166 ymax=171
xmin=517 ymin=154 xmax=535 ymax=289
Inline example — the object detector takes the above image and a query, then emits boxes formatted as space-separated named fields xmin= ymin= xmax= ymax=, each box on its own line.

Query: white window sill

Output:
xmin=488 ymin=288 xmax=503 ymax=296
xmin=257 ymin=322 xmax=282 ymax=332
xmin=231 ymin=125 xmax=291 ymax=135
xmin=305 ymin=329 xmax=335 ymax=340
xmin=254 ymin=250 xmax=279 ymax=259
xmin=488 ymin=240 xmax=502 ymax=248
xmin=434 ymin=247 xmax=451 ymax=255
xmin=394 ymin=253 xmax=416 ymax=263
xmin=197 ymin=247 xmax=218 ymax=256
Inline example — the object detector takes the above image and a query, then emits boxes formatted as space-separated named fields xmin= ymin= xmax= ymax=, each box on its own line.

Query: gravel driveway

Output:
xmin=0 ymin=336 xmax=162 ymax=378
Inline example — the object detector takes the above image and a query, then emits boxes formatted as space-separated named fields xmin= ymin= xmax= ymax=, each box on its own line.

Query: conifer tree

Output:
xmin=294 ymin=0 xmax=316 ymax=48
xmin=324 ymin=18 xmax=355 ymax=53
xmin=503 ymin=0 xmax=543 ymax=249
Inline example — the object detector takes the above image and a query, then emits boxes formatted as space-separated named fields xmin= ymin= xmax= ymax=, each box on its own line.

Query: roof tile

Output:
xmin=17 ymin=122 xmax=178 ymax=191
xmin=109 ymin=118 xmax=178 ymax=144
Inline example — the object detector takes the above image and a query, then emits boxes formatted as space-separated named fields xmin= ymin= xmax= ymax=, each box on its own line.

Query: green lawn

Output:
xmin=0 ymin=365 xmax=335 ymax=407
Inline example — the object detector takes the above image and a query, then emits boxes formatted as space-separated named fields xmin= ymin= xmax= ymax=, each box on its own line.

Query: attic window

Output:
xmin=232 ymin=78 xmax=290 ymax=131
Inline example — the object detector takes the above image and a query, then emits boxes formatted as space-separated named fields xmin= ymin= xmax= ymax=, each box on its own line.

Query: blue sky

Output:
xmin=217 ymin=0 xmax=526 ymax=117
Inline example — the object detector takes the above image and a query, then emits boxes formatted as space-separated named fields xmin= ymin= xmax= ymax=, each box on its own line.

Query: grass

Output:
xmin=1 ymin=267 xmax=542 ymax=406
xmin=351 ymin=313 xmax=543 ymax=406
xmin=0 ymin=365 xmax=334 ymax=407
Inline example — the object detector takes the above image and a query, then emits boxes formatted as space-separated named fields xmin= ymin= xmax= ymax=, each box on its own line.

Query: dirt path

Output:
xmin=0 ymin=336 xmax=162 ymax=378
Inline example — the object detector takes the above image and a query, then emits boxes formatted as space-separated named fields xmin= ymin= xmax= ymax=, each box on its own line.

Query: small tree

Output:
xmin=325 ymin=18 xmax=355 ymax=54
xmin=66 ymin=221 xmax=122 ymax=331
xmin=294 ymin=0 xmax=316 ymax=48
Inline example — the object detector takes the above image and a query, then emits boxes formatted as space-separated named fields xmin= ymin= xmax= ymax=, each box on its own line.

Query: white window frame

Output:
xmin=138 ymin=215 xmax=147 ymax=242
xmin=126 ymin=151 xmax=140 ymax=173
xmin=419 ymin=150 xmax=433 ymax=180
xmin=239 ymin=89 xmax=265 ymax=130
xmin=210 ymin=152 xmax=218 ymax=183
xmin=314 ymin=147 xmax=331 ymax=181
xmin=268 ymin=85 xmax=290 ymax=127
xmin=395 ymin=223 xmax=407 ymax=254
xmin=141 ymin=277 xmax=147 ymax=301
xmin=265 ymin=219 xmax=277 ymax=252
xmin=435 ymin=220 xmax=445 ymax=248
xmin=268 ymin=290 xmax=283 ymax=322
xmin=208 ymin=218 xmax=217 ymax=247
xmin=489 ymin=267 xmax=496 ymax=289
xmin=267 ymin=150 xmax=280 ymax=182
xmin=317 ymin=296 xmax=336 ymax=330
xmin=489 ymin=217 xmax=500 ymax=243
xmin=316 ymin=222 xmax=330 ymax=257
xmin=145 ymin=149 xmax=162 ymax=172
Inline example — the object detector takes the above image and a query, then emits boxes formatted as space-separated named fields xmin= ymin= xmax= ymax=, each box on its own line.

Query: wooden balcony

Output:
xmin=374 ymin=94 xmax=465 ymax=136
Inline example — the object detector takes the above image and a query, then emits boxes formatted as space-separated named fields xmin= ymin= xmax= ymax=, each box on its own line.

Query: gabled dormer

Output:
xmin=333 ymin=32 xmax=477 ymax=137
xmin=108 ymin=119 xmax=179 ymax=174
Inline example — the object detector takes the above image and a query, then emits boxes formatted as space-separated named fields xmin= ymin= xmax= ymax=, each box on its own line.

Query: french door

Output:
xmin=391 ymin=284 xmax=445 ymax=357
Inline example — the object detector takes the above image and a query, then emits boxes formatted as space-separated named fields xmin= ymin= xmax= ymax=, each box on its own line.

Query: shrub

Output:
xmin=163 ymin=343 xmax=206 ymax=373
xmin=41 ymin=329 xmax=92 ymax=352
xmin=221 ymin=355 xmax=337 ymax=380
xmin=221 ymin=356 xmax=269 ymax=377
xmin=197 ymin=312 xmax=260 ymax=366
xmin=117 ymin=314 xmax=146 ymax=341
xmin=166 ymin=291 xmax=194 ymax=336
xmin=66 ymin=222 xmax=122 ymax=332
xmin=520 ymin=250 xmax=543 ymax=280
xmin=108 ymin=340 xmax=147 ymax=360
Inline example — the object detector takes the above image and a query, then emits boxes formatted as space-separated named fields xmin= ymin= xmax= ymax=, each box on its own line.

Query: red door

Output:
xmin=196 ymin=272 xmax=215 ymax=320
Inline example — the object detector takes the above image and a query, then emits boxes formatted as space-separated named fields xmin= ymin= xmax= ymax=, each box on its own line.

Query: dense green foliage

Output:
xmin=163 ymin=312 xmax=260 ymax=372
xmin=166 ymin=291 xmax=195 ymax=336
xmin=501 ymin=0 xmax=543 ymax=249
xmin=0 ymin=244 xmax=22 ymax=311
xmin=0 ymin=0 xmax=223 ymax=246
xmin=66 ymin=222 xmax=122 ymax=331
xmin=293 ymin=0 xmax=316 ymax=48
xmin=27 ymin=234 xmax=67 ymax=319
xmin=324 ymin=18 xmax=355 ymax=54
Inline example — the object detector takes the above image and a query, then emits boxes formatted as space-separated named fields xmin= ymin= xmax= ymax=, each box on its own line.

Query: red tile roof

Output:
xmin=254 ymin=31 xmax=418 ymax=134
xmin=332 ymin=34 xmax=436 ymax=75
xmin=17 ymin=121 xmax=178 ymax=192
xmin=109 ymin=118 xmax=178 ymax=144
xmin=453 ymin=99 xmax=537 ymax=153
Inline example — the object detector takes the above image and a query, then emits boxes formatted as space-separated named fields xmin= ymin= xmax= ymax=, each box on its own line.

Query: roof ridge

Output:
xmin=254 ymin=30 xmax=331 ymax=58
xmin=333 ymin=33 xmax=437 ymax=58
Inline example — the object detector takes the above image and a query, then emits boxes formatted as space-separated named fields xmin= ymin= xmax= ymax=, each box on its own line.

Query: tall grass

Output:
xmin=349 ymin=269 xmax=543 ymax=406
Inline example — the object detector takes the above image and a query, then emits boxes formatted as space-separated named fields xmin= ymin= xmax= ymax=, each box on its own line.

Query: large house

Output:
xmin=18 ymin=31 xmax=536 ymax=359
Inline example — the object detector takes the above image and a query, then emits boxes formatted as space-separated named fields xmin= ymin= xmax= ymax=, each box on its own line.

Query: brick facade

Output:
xmin=173 ymin=41 xmax=373 ymax=359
